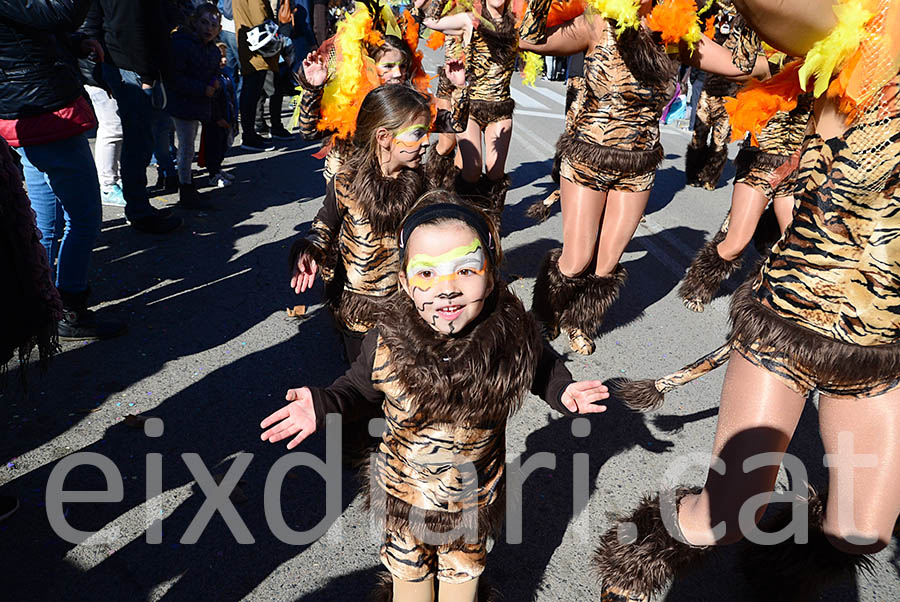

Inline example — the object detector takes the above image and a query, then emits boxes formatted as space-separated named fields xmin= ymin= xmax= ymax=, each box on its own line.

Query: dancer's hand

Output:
xmin=303 ymin=50 xmax=328 ymax=87
xmin=260 ymin=388 xmax=317 ymax=449
xmin=445 ymin=58 xmax=466 ymax=87
xmin=561 ymin=381 xmax=608 ymax=414
xmin=291 ymin=253 xmax=317 ymax=294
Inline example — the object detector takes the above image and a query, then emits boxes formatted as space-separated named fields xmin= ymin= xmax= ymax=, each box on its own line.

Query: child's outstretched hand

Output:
xmin=445 ymin=58 xmax=466 ymax=87
xmin=561 ymin=381 xmax=608 ymax=414
xmin=291 ymin=252 xmax=317 ymax=293
xmin=302 ymin=50 xmax=328 ymax=87
xmin=260 ymin=388 xmax=317 ymax=449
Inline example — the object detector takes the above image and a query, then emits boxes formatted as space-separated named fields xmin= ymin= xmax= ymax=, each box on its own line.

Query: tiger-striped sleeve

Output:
xmin=518 ymin=0 xmax=553 ymax=44
xmin=297 ymin=70 xmax=326 ymax=141
xmin=433 ymin=84 xmax=469 ymax=133
xmin=425 ymin=0 xmax=451 ymax=20
xmin=294 ymin=178 xmax=343 ymax=266
xmin=309 ymin=330 xmax=383 ymax=430
xmin=722 ymin=11 xmax=761 ymax=73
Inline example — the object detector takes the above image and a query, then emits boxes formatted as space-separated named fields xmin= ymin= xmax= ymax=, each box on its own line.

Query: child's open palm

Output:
xmin=561 ymin=381 xmax=609 ymax=414
xmin=291 ymin=252 xmax=318 ymax=293
xmin=302 ymin=51 xmax=328 ymax=87
xmin=260 ymin=388 xmax=317 ymax=449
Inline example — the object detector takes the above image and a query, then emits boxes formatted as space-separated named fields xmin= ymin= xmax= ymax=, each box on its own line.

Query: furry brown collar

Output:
xmin=375 ymin=286 xmax=541 ymax=426
xmin=347 ymin=157 xmax=426 ymax=237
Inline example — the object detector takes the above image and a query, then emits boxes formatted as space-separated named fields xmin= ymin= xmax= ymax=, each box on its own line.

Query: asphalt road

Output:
xmin=2 ymin=52 xmax=898 ymax=601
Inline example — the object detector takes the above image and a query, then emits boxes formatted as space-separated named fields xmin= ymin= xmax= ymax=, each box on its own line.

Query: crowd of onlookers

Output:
xmin=0 ymin=0 xmax=342 ymax=352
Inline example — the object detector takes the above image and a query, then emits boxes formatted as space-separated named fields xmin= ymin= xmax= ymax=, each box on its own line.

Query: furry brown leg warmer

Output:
xmin=531 ymin=249 xmax=587 ymax=340
xmin=684 ymin=142 xmax=708 ymax=188
xmin=424 ymin=146 xmax=459 ymax=191
xmin=594 ymin=489 xmax=710 ymax=602
xmin=559 ymin=264 xmax=627 ymax=355
xmin=696 ymin=144 xmax=728 ymax=191
xmin=678 ymin=230 xmax=742 ymax=312
xmin=455 ymin=174 xmax=508 ymax=230
xmin=740 ymin=490 xmax=876 ymax=602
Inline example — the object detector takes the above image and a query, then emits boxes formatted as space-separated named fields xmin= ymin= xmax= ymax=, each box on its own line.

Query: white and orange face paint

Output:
xmin=389 ymin=122 xmax=429 ymax=167
xmin=400 ymin=223 xmax=493 ymax=335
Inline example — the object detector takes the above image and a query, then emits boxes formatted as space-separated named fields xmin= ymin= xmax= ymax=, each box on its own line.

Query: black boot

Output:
xmin=178 ymin=183 xmax=216 ymax=211
xmin=594 ymin=488 xmax=711 ymax=602
xmin=58 ymin=289 xmax=127 ymax=341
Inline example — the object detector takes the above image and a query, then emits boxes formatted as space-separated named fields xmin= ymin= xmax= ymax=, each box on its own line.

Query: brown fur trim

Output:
xmin=734 ymin=147 xmax=790 ymax=176
xmin=423 ymin=146 xmax=459 ymax=190
xmin=560 ymin=264 xmax=628 ymax=336
xmin=740 ymin=489 xmax=876 ymax=601
xmin=684 ymin=143 xmax=708 ymax=186
xmin=594 ymin=488 xmax=710 ymax=597
xmin=678 ymin=229 xmax=742 ymax=308
xmin=375 ymin=286 xmax=542 ymax=426
xmin=695 ymin=144 xmax=729 ymax=190
xmin=608 ymin=378 xmax=666 ymax=412
xmin=525 ymin=190 xmax=559 ymax=223
xmin=346 ymin=158 xmax=426 ymax=237
xmin=477 ymin=12 xmax=517 ymax=58
xmin=551 ymin=149 xmax=561 ymax=184
xmin=729 ymin=280 xmax=900 ymax=386
xmin=469 ymin=98 xmax=516 ymax=127
xmin=477 ymin=577 xmax=501 ymax=601
xmin=531 ymin=249 xmax=589 ymax=337
xmin=454 ymin=174 xmax=508 ymax=229
xmin=329 ymin=290 xmax=389 ymax=332
xmin=557 ymin=133 xmax=664 ymax=175
xmin=615 ymin=26 xmax=678 ymax=89
xmin=370 ymin=572 xmax=393 ymax=602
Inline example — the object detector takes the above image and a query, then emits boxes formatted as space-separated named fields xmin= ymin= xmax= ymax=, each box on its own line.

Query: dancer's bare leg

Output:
xmin=457 ymin=119 xmax=484 ymax=183
xmin=773 ymin=194 xmax=794 ymax=233
xmin=819 ymin=386 xmax=900 ymax=554
xmin=677 ymin=352 xmax=807 ymax=546
xmin=434 ymin=97 xmax=457 ymax=157
xmin=559 ymin=176 xmax=606 ymax=276
xmin=438 ymin=578 xmax=479 ymax=602
xmin=717 ymin=183 xmax=768 ymax=261
xmin=483 ymin=119 xmax=512 ymax=181
xmin=593 ymin=189 xmax=650 ymax=276
xmin=394 ymin=577 xmax=435 ymax=602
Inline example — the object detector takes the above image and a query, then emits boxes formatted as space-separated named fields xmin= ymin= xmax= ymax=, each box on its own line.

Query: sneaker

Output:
xmin=177 ymin=184 xmax=217 ymax=210
xmin=219 ymin=171 xmax=236 ymax=182
xmin=101 ymin=184 xmax=127 ymax=207
xmin=58 ymin=289 xmax=127 ymax=341
xmin=129 ymin=212 xmax=183 ymax=234
xmin=270 ymin=126 xmax=294 ymax=140
xmin=0 ymin=496 xmax=19 ymax=523
xmin=240 ymin=136 xmax=275 ymax=151
xmin=209 ymin=173 xmax=232 ymax=188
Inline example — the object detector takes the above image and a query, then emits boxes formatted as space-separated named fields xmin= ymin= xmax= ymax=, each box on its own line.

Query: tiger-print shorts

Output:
xmin=380 ymin=524 xmax=488 ymax=584
xmin=733 ymin=339 xmax=900 ymax=399
xmin=559 ymin=157 xmax=656 ymax=193
xmin=469 ymin=98 xmax=515 ymax=129
xmin=734 ymin=149 xmax=795 ymax=202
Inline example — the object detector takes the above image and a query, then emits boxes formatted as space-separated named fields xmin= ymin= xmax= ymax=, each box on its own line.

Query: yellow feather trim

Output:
xmin=522 ymin=51 xmax=543 ymax=86
xmin=586 ymin=0 xmax=641 ymax=35
xmin=798 ymin=0 xmax=874 ymax=97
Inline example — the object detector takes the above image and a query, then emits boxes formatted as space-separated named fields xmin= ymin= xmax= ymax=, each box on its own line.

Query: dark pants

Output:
xmin=204 ymin=123 xmax=230 ymax=175
xmin=239 ymin=68 xmax=267 ymax=139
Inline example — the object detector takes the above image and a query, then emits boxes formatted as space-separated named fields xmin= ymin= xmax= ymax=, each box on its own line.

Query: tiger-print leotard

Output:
xmin=730 ymin=74 xmax=900 ymax=397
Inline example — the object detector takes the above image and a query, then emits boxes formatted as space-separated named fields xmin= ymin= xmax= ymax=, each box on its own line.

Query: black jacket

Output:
xmin=163 ymin=28 xmax=222 ymax=122
xmin=88 ymin=0 xmax=175 ymax=82
xmin=0 ymin=0 xmax=91 ymax=119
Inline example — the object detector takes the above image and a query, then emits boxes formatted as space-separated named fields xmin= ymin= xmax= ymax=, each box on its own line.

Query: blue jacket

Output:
xmin=164 ymin=28 xmax=221 ymax=122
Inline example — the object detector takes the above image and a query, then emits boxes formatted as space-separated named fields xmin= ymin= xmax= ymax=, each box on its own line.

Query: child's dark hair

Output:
xmin=352 ymin=84 xmax=431 ymax=158
xmin=190 ymin=2 xmax=221 ymax=27
xmin=398 ymin=191 xmax=503 ymax=282
xmin=369 ymin=35 xmax=413 ymax=78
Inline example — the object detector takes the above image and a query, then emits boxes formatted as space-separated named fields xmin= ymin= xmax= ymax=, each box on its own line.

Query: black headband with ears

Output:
xmin=398 ymin=202 xmax=496 ymax=262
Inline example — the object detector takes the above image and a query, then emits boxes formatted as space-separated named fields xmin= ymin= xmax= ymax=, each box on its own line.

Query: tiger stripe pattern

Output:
xmin=751 ymin=75 xmax=900 ymax=348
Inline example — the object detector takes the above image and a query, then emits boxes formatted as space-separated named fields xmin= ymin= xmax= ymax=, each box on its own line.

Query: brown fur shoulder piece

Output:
xmin=557 ymin=133 xmax=664 ymax=174
xmin=375 ymin=285 xmax=542 ymax=426
xmin=329 ymin=290 xmax=389 ymax=332
xmin=615 ymin=25 xmax=677 ymax=89
xmin=344 ymin=157 xmax=426 ymax=237
xmin=729 ymin=280 xmax=900 ymax=386
xmin=478 ymin=11 xmax=518 ymax=56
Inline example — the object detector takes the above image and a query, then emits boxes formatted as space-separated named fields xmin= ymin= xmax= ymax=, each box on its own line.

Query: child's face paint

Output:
xmin=400 ymin=222 xmax=493 ymax=335
xmin=387 ymin=119 xmax=429 ymax=168
xmin=375 ymin=48 xmax=407 ymax=84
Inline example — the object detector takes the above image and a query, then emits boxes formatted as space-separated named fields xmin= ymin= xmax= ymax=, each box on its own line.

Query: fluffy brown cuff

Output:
xmin=560 ymin=264 xmax=628 ymax=336
xmin=695 ymin=144 xmax=729 ymax=190
xmin=557 ymin=133 xmax=664 ymax=175
xmin=678 ymin=229 xmax=742 ymax=309
xmin=729 ymin=280 xmax=900 ymax=387
xmin=469 ymin=98 xmax=516 ymax=126
xmin=329 ymin=290 xmax=389 ymax=333
xmin=423 ymin=146 xmax=459 ymax=191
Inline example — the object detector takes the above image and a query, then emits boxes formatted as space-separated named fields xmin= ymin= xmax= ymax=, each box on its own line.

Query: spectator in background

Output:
xmin=203 ymin=43 xmax=239 ymax=187
xmin=218 ymin=0 xmax=242 ymax=98
xmin=87 ymin=0 xmax=183 ymax=234
xmin=234 ymin=0 xmax=279 ymax=150
xmin=0 ymin=0 xmax=126 ymax=340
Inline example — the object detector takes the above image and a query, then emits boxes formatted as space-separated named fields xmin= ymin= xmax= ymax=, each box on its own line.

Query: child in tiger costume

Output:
xmin=265 ymin=193 xmax=610 ymax=602
xmin=595 ymin=1 xmax=900 ymax=600
xmin=520 ymin=0 xmax=767 ymax=355
xmin=296 ymin=1 xmax=470 ymax=183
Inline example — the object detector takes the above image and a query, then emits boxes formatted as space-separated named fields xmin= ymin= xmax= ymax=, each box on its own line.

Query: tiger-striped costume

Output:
xmin=557 ymin=21 xmax=676 ymax=193
xmin=292 ymin=159 xmax=426 ymax=337
xmin=308 ymin=287 xmax=577 ymax=583
xmin=296 ymin=71 xmax=470 ymax=181
xmin=687 ymin=3 xmax=761 ymax=189
xmin=730 ymin=74 xmax=900 ymax=397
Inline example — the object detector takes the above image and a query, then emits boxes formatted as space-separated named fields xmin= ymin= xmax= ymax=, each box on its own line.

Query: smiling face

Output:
xmin=399 ymin=222 xmax=493 ymax=335
xmin=375 ymin=48 xmax=407 ymax=85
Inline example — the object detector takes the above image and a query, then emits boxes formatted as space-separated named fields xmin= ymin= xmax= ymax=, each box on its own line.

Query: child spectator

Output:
xmin=205 ymin=43 xmax=239 ymax=188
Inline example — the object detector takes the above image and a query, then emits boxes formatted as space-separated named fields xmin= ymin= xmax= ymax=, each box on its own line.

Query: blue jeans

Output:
xmin=15 ymin=134 xmax=102 ymax=294
xmin=151 ymin=108 xmax=176 ymax=177
xmin=218 ymin=29 xmax=242 ymax=101
xmin=101 ymin=63 xmax=157 ymax=219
